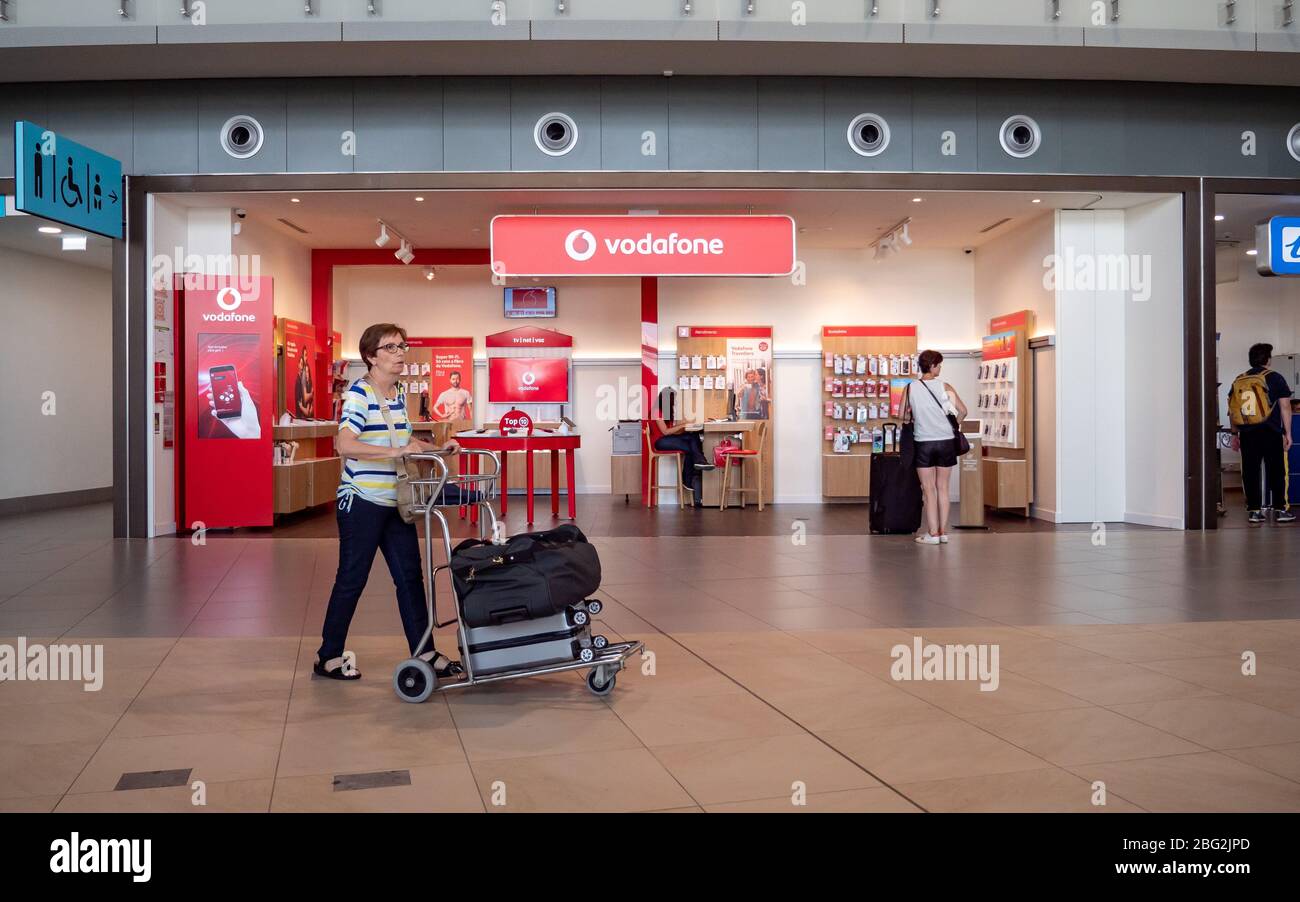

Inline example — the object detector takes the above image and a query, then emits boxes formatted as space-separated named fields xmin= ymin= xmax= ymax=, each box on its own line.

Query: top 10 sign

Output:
xmin=490 ymin=215 xmax=797 ymax=277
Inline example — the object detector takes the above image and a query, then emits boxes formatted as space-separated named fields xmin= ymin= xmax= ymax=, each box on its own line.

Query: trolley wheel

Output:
xmin=572 ymin=610 xmax=589 ymax=627
xmin=579 ymin=647 xmax=595 ymax=664
xmin=393 ymin=658 xmax=436 ymax=704
xmin=587 ymin=668 xmax=616 ymax=696
xmin=592 ymin=635 xmax=609 ymax=650
xmin=586 ymin=599 xmax=603 ymax=616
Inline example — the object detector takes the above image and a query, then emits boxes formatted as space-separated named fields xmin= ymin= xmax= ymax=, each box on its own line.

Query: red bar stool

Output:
xmin=719 ymin=420 xmax=767 ymax=512
xmin=643 ymin=424 xmax=688 ymax=510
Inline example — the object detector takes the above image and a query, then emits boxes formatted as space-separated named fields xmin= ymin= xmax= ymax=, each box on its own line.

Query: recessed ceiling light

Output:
xmin=1214 ymin=214 xmax=1225 ymax=222
xmin=1031 ymin=198 xmax=1042 ymax=204
xmin=290 ymin=197 xmax=300 ymax=203
xmin=38 ymin=226 xmax=62 ymax=234
xmin=911 ymin=197 xmax=923 ymax=203
xmin=415 ymin=196 xmax=425 ymax=202
xmin=1247 ymin=249 xmax=1258 ymax=256
xmin=62 ymin=235 xmax=87 ymax=251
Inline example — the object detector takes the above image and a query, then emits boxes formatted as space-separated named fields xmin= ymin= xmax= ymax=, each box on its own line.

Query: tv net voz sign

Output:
xmin=490 ymin=215 xmax=797 ymax=277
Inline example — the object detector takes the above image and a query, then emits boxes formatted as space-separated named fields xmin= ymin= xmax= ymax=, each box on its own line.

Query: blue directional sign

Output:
xmin=1256 ymin=216 xmax=1300 ymax=277
xmin=13 ymin=121 xmax=123 ymax=240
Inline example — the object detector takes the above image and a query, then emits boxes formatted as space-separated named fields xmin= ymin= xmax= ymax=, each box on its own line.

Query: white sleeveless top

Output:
xmin=910 ymin=379 xmax=955 ymax=443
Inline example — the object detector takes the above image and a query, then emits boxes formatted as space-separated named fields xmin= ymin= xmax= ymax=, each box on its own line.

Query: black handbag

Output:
xmin=451 ymin=524 xmax=602 ymax=627
xmin=916 ymin=379 xmax=971 ymax=457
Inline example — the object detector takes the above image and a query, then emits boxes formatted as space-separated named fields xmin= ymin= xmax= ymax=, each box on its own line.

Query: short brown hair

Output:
xmin=918 ymin=349 xmax=944 ymax=374
xmin=359 ymin=323 xmax=407 ymax=369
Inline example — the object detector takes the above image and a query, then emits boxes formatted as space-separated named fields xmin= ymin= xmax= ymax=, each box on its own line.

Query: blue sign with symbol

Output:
xmin=1256 ymin=216 xmax=1300 ymax=278
xmin=13 ymin=121 xmax=123 ymax=240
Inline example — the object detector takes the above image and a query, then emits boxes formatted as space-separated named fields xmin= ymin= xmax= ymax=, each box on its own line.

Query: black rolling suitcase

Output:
xmin=869 ymin=444 xmax=922 ymax=535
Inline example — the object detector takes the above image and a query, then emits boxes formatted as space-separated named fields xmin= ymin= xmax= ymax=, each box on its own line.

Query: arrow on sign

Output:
xmin=109 ymin=190 xmax=118 ymax=205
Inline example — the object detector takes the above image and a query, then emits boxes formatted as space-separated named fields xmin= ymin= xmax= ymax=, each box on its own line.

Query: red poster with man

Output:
xmin=178 ymin=275 xmax=274 ymax=529
xmin=408 ymin=337 xmax=474 ymax=424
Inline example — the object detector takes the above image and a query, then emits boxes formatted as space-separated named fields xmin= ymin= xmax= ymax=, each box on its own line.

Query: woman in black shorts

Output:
xmin=905 ymin=350 xmax=969 ymax=545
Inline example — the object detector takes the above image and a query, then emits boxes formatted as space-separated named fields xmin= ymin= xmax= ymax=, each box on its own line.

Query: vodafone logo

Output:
xmin=759 ymin=342 xmax=769 ymax=352
xmin=216 ymin=287 xmax=243 ymax=311
xmin=564 ymin=229 xmax=597 ymax=262
xmin=522 ymin=371 xmax=537 ymax=386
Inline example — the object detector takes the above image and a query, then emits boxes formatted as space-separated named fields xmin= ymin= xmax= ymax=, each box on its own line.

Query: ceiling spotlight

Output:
xmin=424 ymin=266 xmax=435 ymax=281
xmin=395 ymin=239 xmax=415 ymax=264
xmin=415 ymin=196 xmax=425 ymax=202
xmin=62 ymin=235 xmax=87 ymax=251
xmin=1247 ymin=249 xmax=1258 ymax=256
xmin=290 ymin=197 xmax=300 ymax=204
xmin=38 ymin=226 xmax=62 ymax=234
xmin=898 ymin=223 xmax=913 ymax=247
xmin=374 ymin=222 xmax=390 ymax=247
xmin=911 ymin=197 xmax=923 ymax=203
xmin=1032 ymin=198 xmax=1042 ymax=204
xmin=1214 ymin=214 xmax=1225 ymax=222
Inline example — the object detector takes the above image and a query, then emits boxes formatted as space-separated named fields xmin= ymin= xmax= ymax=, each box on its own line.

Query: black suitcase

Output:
xmin=869 ymin=451 xmax=923 ymax=535
xmin=450 ymin=524 xmax=602 ymax=629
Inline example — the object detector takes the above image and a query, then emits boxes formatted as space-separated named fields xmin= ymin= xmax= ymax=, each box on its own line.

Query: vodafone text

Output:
xmin=50 ymin=834 xmax=151 ymax=883
xmin=565 ymin=228 xmax=724 ymax=260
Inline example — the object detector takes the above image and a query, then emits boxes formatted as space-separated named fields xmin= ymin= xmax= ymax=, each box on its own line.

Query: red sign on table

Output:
xmin=498 ymin=409 xmax=535 ymax=435
xmin=490 ymin=215 xmax=797 ymax=277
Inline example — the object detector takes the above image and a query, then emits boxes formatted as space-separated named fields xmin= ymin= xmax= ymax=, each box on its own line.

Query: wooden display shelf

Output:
xmin=273 ymin=423 xmax=338 ymax=440
xmin=273 ymin=456 xmax=341 ymax=514
xmin=822 ymin=453 xmax=873 ymax=498
xmin=980 ymin=310 xmax=1035 ymax=515
xmin=611 ymin=454 xmax=642 ymax=499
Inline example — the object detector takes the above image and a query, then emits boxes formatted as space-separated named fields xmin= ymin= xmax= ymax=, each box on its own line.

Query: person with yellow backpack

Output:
xmin=1227 ymin=343 xmax=1294 ymax=524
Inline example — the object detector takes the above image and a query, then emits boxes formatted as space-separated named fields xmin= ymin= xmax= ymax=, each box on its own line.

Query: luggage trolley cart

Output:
xmin=393 ymin=451 xmax=643 ymax=702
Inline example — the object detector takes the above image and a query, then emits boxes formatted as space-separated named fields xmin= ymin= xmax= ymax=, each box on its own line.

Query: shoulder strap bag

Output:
xmin=367 ymin=380 xmax=420 ymax=524
xmin=917 ymin=378 xmax=971 ymax=457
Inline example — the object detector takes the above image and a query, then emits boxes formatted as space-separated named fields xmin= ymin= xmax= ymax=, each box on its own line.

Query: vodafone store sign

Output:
xmin=490 ymin=215 xmax=797 ymax=277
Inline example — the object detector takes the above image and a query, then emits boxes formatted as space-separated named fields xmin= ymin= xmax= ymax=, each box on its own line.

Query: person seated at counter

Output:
xmin=650 ymin=386 xmax=714 ymax=508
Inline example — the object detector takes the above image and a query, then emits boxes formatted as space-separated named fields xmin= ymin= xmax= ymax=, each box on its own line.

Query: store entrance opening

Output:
xmin=148 ymin=185 xmax=1188 ymax=539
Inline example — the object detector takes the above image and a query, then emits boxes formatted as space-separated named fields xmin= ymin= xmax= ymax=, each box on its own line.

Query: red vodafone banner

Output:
xmin=490 ymin=215 xmax=797 ymax=277
xmin=683 ymin=326 xmax=772 ymax=339
xmin=822 ymin=325 xmax=917 ymax=338
xmin=178 ymin=275 xmax=274 ymax=529
xmin=486 ymin=325 xmax=573 ymax=348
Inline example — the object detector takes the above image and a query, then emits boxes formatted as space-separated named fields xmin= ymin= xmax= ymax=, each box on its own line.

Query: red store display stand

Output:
xmin=174 ymin=275 xmax=275 ymax=530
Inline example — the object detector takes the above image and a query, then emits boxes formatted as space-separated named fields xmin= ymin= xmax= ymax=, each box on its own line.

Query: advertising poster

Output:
xmin=281 ymin=319 xmax=317 ymax=420
xmin=890 ymin=377 xmax=911 ymax=419
xmin=407 ymin=337 xmax=474 ymax=423
xmin=725 ymin=336 xmax=773 ymax=420
xmin=180 ymin=275 xmax=274 ymax=529
xmin=982 ymin=331 xmax=1017 ymax=361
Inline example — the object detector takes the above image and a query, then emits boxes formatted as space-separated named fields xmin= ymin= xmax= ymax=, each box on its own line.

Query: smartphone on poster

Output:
xmin=209 ymin=365 xmax=242 ymax=419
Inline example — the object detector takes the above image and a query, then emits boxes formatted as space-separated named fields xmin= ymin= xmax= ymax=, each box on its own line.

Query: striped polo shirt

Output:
xmin=337 ymin=379 xmax=411 ymax=507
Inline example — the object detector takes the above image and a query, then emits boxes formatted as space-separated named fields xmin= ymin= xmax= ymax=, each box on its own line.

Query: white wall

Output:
xmin=1032 ymin=346 xmax=1057 ymax=520
xmin=233 ymin=217 xmax=312 ymax=325
xmin=1124 ymin=196 xmax=1186 ymax=529
xmin=0 ymin=245 xmax=112 ymax=501
xmin=973 ymin=212 xmax=1056 ymax=338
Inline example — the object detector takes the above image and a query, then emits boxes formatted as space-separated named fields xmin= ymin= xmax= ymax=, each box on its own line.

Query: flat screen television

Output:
xmin=488 ymin=356 xmax=570 ymax=404
xmin=504 ymin=287 xmax=556 ymax=318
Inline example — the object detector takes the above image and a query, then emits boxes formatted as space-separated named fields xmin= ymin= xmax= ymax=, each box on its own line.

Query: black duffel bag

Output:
xmin=450 ymin=524 xmax=602 ymax=627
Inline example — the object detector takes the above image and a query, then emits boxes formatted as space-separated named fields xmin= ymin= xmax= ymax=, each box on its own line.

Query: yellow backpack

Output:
xmin=1228 ymin=370 xmax=1274 ymax=428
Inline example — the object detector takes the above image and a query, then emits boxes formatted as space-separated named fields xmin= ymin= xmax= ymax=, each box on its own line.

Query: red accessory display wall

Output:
xmin=488 ymin=357 xmax=570 ymax=404
xmin=176 ymin=275 xmax=275 ymax=529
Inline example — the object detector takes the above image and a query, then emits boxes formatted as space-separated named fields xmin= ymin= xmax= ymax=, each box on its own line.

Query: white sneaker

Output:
xmin=938 ymin=534 xmax=949 ymax=544
xmin=914 ymin=534 xmax=941 ymax=545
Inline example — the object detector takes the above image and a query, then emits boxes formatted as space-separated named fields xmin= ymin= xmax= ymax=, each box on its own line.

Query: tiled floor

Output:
xmin=2 ymin=502 xmax=1299 ymax=813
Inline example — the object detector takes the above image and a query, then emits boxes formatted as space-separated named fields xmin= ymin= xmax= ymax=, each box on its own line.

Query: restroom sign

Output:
xmin=13 ymin=121 xmax=123 ymax=239
xmin=490 ymin=215 xmax=797 ymax=277
xmin=1256 ymin=216 xmax=1300 ymax=277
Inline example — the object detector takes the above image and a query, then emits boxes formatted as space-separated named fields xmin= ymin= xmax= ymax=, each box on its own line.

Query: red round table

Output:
xmin=455 ymin=431 xmax=581 ymax=525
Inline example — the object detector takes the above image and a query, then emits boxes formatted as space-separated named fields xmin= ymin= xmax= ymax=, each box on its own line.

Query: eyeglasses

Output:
xmin=379 ymin=342 xmax=410 ymax=354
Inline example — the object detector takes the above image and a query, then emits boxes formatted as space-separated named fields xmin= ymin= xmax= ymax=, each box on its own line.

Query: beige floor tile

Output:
xmin=1107 ymin=695 xmax=1300 ymax=750
xmin=0 ymin=697 xmax=132 ymax=745
xmin=761 ymin=682 xmax=954 ymax=733
xmin=892 ymin=671 xmax=1094 ymax=719
xmin=610 ymin=690 xmax=805 ymax=747
xmin=167 ymin=636 xmax=303 ymax=667
xmin=451 ymin=697 xmax=642 ymax=762
xmin=1143 ymin=622 xmax=1300 ymax=657
xmin=749 ymin=607 xmax=879 ymax=631
xmin=1222 ymin=742 xmax=1300 ymax=783
xmin=270 ymin=762 xmax=483 ymax=812
xmin=1065 ymin=752 xmax=1300 ymax=812
xmin=897 ymin=767 xmax=1145 ymax=813
xmin=110 ymin=689 xmax=290 ymax=739
xmin=69 ymin=728 xmax=283 ymax=793
xmin=650 ymin=734 xmax=879 ymax=806
xmin=0 ymin=665 xmax=155 ymax=707
xmin=1140 ymin=654 xmax=1300 ymax=699
xmin=1059 ymin=631 xmax=1223 ymax=663
xmin=996 ymin=638 xmax=1131 ymax=674
xmin=700 ymin=648 xmax=882 ymax=697
xmin=77 ymin=638 xmax=179 ymax=669
xmin=1019 ymin=661 xmax=1219 ymax=706
xmin=1015 ymin=623 xmax=1156 ymax=640
xmin=818 ymin=719 xmax=1049 ymax=784
xmin=470 ymin=748 xmax=695 ymax=813
xmin=613 ymin=653 xmax=748 ymax=699
xmin=972 ymin=706 xmax=1205 ymax=766
xmin=704 ymin=787 xmax=923 ymax=813
xmin=278 ymin=706 xmax=467 ymax=777
xmin=138 ymin=659 xmax=297 ymax=699
xmin=56 ymin=779 xmax=274 ymax=813
xmin=673 ymin=630 xmax=832 ymax=660
xmin=0 ymin=796 xmax=60 ymax=812
xmin=0 ymin=741 xmax=99 ymax=799
xmin=786 ymin=627 xmax=916 ymax=657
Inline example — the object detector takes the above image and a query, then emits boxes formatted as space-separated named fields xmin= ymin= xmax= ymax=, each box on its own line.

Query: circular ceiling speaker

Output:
xmin=220 ymin=115 xmax=265 ymax=160
xmin=1287 ymin=123 xmax=1300 ymax=164
xmin=847 ymin=113 xmax=891 ymax=157
xmin=534 ymin=112 xmax=578 ymax=156
xmin=999 ymin=115 xmax=1042 ymax=159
